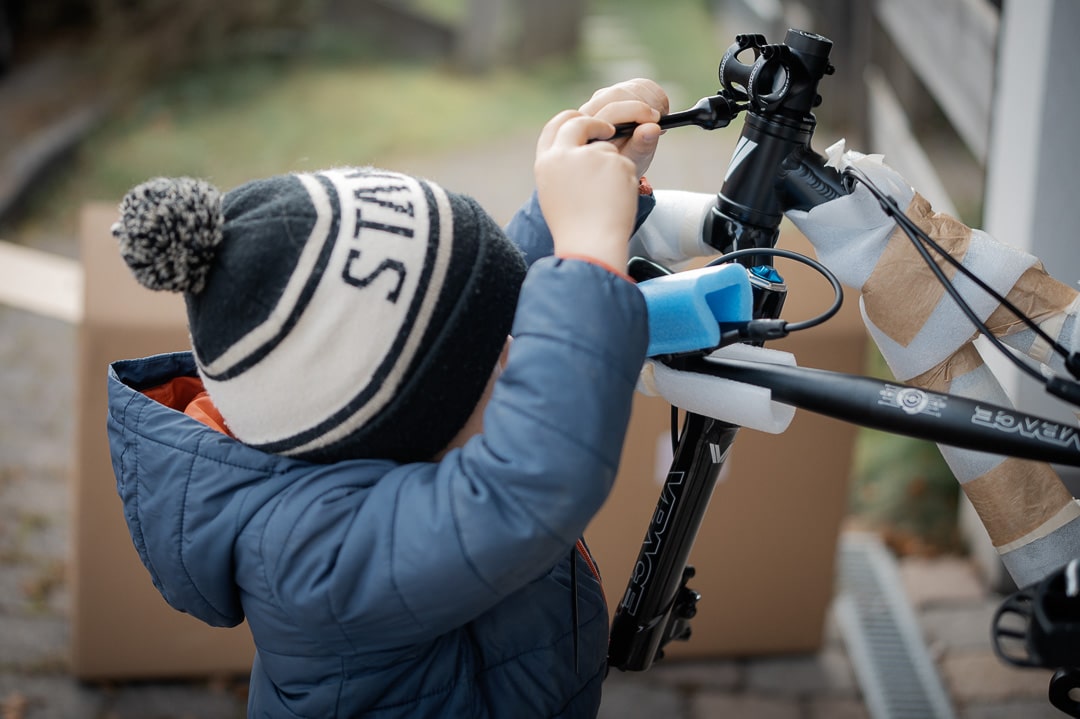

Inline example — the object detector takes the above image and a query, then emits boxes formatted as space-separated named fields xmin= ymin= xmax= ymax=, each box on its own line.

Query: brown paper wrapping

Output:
xmin=908 ymin=342 xmax=984 ymax=394
xmin=961 ymin=458 xmax=1075 ymax=547
xmin=908 ymin=344 xmax=1073 ymax=550
xmin=861 ymin=193 xmax=973 ymax=347
xmin=985 ymin=262 xmax=1079 ymax=337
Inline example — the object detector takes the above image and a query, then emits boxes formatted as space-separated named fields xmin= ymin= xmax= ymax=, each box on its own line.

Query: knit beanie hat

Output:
xmin=112 ymin=168 xmax=527 ymax=463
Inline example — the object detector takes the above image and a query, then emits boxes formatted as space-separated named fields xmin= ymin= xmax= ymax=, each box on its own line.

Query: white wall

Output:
xmin=984 ymin=0 xmax=1080 ymax=428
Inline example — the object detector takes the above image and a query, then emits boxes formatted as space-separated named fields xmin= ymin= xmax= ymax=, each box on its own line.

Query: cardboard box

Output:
xmin=586 ymin=229 xmax=866 ymax=658
xmin=71 ymin=204 xmax=254 ymax=680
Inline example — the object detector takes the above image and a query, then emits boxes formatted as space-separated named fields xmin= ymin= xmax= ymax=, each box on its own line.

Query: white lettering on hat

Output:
xmin=229 ymin=169 xmax=452 ymax=449
xmin=338 ymin=175 xmax=422 ymax=302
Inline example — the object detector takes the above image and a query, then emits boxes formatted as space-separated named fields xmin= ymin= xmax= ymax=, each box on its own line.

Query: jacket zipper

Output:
xmin=571 ymin=538 xmax=605 ymax=675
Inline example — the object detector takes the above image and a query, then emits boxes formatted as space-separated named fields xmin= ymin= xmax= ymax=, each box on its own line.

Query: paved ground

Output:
xmin=0 ymin=11 xmax=1072 ymax=719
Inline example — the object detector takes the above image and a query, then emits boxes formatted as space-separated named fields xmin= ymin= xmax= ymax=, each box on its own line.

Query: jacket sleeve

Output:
xmin=265 ymin=258 xmax=648 ymax=644
xmin=506 ymin=190 xmax=658 ymax=266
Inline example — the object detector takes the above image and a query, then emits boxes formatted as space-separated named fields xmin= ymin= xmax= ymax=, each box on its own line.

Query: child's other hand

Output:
xmin=535 ymin=110 xmax=639 ymax=270
xmin=579 ymin=78 xmax=668 ymax=178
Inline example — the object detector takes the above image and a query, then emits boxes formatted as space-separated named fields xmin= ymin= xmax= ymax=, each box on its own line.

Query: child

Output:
xmin=107 ymin=79 xmax=668 ymax=718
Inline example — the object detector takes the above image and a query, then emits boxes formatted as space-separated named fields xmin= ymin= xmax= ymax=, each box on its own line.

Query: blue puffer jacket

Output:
xmin=107 ymin=195 xmax=650 ymax=718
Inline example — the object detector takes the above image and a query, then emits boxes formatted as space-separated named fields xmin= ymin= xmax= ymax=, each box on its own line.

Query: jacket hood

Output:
xmin=107 ymin=351 xmax=301 ymax=627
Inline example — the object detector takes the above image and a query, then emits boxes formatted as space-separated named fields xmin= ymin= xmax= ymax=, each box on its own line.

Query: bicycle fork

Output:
xmin=607 ymin=413 xmax=738 ymax=670
xmin=609 ymin=271 xmax=787 ymax=671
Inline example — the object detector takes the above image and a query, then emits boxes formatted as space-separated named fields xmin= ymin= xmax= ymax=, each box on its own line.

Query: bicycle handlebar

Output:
xmin=691 ymin=356 xmax=1080 ymax=467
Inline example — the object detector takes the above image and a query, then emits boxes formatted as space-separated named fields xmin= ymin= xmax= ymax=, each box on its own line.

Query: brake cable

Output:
xmin=843 ymin=165 xmax=1080 ymax=408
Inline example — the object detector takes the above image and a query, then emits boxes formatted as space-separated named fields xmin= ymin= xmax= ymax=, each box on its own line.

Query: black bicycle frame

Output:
xmin=606 ymin=412 xmax=737 ymax=668
xmin=608 ymin=27 xmax=844 ymax=673
xmin=607 ymin=29 xmax=1080 ymax=719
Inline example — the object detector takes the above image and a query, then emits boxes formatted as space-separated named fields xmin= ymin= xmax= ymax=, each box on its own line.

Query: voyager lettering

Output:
xmin=971 ymin=406 xmax=1080 ymax=450
xmin=620 ymin=471 xmax=686 ymax=615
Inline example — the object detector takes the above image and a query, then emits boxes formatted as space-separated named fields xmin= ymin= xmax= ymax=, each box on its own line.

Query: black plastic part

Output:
xmin=991 ymin=587 xmax=1040 ymax=668
xmin=608 ymin=94 xmax=741 ymax=140
xmin=1067 ymin=353 xmax=1080 ymax=381
xmin=608 ymin=413 xmax=738 ymax=672
xmin=992 ymin=564 xmax=1080 ymax=717
xmin=628 ymin=256 xmax=674 ymax=282
xmin=707 ymin=29 xmax=845 ymax=257
xmin=739 ymin=319 xmax=789 ymax=341
xmin=778 ymin=145 xmax=847 ymax=210
xmin=1047 ymin=376 xmax=1080 ymax=409
xmin=1049 ymin=669 xmax=1080 ymax=718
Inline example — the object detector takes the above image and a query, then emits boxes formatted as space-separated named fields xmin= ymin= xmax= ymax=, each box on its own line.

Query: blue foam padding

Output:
xmin=640 ymin=263 xmax=752 ymax=356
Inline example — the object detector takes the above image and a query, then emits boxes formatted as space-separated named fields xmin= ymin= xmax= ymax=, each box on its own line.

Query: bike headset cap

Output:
xmin=112 ymin=168 xmax=527 ymax=463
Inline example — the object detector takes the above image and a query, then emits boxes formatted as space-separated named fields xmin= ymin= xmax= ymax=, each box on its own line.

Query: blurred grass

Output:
xmin=594 ymin=0 xmax=724 ymax=88
xmin=410 ymin=0 xmax=467 ymax=25
xmin=414 ymin=0 xmax=724 ymax=87
xmin=849 ymin=346 xmax=962 ymax=556
xmin=14 ymin=49 xmax=585 ymax=242
xmin=76 ymin=61 xmax=580 ymax=193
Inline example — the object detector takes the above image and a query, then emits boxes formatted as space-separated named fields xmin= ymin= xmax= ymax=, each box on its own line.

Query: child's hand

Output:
xmin=534 ymin=110 xmax=640 ymax=270
xmin=579 ymin=78 xmax=668 ymax=178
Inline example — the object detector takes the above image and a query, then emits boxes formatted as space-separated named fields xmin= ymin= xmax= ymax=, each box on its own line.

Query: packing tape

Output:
xmin=804 ymin=181 xmax=1080 ymax=579
xmin=907 ymin=343 xmax=1078 ymax=560
xmin=961 ymin=456 xmax=1075 ymax=548
xmin=861 ymin=194 xmax=971 ymax=347
xmin=990 ymin=269 xmax=1078 ymax=371
xmin=908 ymin=342 xmax=984 ymax=395
xmin=985 ymin=262 xmax=1078 ymax=339
xmin=995 ymin=500 xmax=1080 ymax=555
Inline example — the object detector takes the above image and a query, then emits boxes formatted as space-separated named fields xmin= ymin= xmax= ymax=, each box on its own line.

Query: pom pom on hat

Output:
xmin=113 ymin=177 xmax=224 ymax=294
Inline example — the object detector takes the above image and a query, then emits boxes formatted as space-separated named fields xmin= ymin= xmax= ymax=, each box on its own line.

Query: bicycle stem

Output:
xmin=707 ymin=30 xmax=848 ymax=261
xmin=612 ymin=31 xmax=849 ymax=265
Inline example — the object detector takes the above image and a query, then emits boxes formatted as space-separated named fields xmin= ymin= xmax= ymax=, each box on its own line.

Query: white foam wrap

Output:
xmin=630 ymin=190 xmax=719 ymax=270
xmin=636 ymin=344 xmax=796 ymax=434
